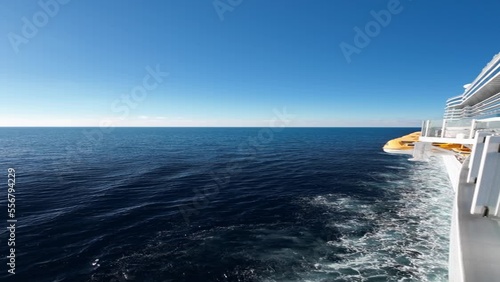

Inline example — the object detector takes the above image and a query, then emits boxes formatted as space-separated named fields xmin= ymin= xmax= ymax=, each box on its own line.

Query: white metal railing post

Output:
xmin=425 ymin=120 xmax=431 ymax=137
xmin=441 ymin=119 xmax=447 ymax=138
xmin=469 ymin=119 xmax=476 ymax=139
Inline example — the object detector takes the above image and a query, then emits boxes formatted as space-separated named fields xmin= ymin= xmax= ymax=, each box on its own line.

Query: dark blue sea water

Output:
xmin=0 ymin=128 xmax=453 ymax=282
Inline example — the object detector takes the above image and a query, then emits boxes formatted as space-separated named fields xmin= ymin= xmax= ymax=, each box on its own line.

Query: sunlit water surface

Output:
xmin=0 ymin=128 xmax=452 ymax=281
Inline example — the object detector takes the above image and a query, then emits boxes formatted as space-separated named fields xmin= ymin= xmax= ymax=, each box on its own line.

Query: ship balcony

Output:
xmin=444 ymin=91 xmax=500 ymax=120
xmin=419 ymin=118 xmax=500 ymax=144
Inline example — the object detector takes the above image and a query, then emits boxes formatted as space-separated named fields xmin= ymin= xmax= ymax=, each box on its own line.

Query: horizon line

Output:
xmin=0 ymin=125 xmax=421 ymax=128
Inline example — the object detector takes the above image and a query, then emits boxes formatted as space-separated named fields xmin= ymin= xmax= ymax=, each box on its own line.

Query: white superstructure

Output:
xmin=445 ymin=53 xmax=500 ymax=120
xmin=414 ymin=53 xmax=500 ymax=282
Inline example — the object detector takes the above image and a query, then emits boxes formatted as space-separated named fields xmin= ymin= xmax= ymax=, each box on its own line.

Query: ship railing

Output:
xmin=420 ymin=119 xmax=472 ymax=139
xmin=421 ymin=118 xmax=500 ymax=141
xmin=420 ymin=119 xmax=445 ymax=138
xmin=444 ymin=91 xmax=500 ymax=119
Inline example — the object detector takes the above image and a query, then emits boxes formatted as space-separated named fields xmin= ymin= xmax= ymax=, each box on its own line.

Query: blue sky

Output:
xmin=1 ymin=0 xmax=499 ymax=127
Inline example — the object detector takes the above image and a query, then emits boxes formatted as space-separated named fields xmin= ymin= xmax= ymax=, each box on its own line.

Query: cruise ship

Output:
xmin=385 ymin=52 xmax=500 ymax=281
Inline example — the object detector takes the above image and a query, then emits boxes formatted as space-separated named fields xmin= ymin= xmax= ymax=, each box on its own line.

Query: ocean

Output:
xmin=0 ymin=127 xmax=453 ymax=282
